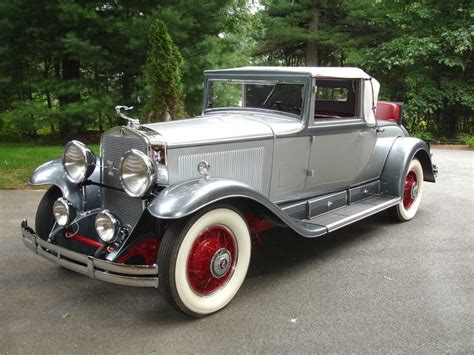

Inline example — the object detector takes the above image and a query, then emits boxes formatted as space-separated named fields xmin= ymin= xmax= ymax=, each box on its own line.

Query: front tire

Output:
xmin=389 ymin=159 xmax=424 ymax=222
xmin=158 ymin=204 xmax=251 ymax=317
xmin=35 ymin=186 xmax=62 ymax=240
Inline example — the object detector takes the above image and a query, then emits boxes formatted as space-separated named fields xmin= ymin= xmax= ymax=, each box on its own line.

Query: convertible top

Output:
xmin=206 ymin=66 xmax=373 ymax=80
xmin=205 ymin=66 xmax=380 ymax=124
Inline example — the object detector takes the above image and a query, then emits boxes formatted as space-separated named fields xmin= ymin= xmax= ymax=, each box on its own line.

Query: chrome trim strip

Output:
xmin=305 ymin=196 xmax=400 ymax=232
xmin=21 ymin=220 xmax=159 ymax=288
xmin=326 ymin=197 xmax=400 ymax=231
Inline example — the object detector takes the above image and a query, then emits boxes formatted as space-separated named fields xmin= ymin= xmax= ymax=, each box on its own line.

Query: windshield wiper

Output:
xmin=262 ymin=83 xmax=278 ymax=106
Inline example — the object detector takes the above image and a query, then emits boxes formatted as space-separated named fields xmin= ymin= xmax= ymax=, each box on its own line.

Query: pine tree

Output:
xmin=155 ymin=0 xmax=256 ymax=116
xmin=257 ymin=0 xmax=353 ymax=66
xmin=144 ymin=20 xmax=184 ymax=122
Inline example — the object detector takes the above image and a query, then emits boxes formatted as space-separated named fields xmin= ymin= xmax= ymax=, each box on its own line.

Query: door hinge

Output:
xmin=306 ymin=169 xmax=315 ymax=177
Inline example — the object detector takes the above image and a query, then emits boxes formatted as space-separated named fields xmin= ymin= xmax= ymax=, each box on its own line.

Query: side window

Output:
xmin=316 ymin=87 xmax=349 ymax=101
xmin=314 ymin=79 xmax=358 ymax=119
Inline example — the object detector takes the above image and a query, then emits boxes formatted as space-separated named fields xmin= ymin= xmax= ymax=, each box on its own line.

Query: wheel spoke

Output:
xmin=187 ymin=225 xmax=237 ymax=295
xmin=403 ymin=170 xmax=418 ymax=209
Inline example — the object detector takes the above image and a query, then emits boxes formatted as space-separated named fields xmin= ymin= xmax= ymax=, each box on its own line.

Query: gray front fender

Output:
xmin=30 ymin=158 xmax=101 ymax=209
xmin=30 ymin=158 xmax=82 ymax=206
xmin=147 ymin=178 xmax=327 ymax=238
xmin=380 ymin=137 xmax=436 ymax=197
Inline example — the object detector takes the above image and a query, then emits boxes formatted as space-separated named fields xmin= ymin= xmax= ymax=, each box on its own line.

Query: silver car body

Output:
xmin=22 ymin=66 xmax=437 ymax=287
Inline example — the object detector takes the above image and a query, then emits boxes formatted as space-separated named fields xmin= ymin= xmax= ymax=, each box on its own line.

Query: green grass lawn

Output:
xmin=0 ymin=143 xmax=99 ymax=189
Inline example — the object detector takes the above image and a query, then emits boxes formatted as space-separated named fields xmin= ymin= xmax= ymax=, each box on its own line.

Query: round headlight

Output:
xmin=119 ymin=149 xmax=156 ymax=197
xmin=95 ymin=210 xmax=120 ymax=243
xmin=53 ymin=197 xmax=75 ymax=227
xmin=63 ymin=140 xmax=96 ymax=184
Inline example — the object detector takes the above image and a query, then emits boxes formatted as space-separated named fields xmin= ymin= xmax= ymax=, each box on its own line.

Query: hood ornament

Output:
xmin=115 ymin=106 xmax=140 ymax=129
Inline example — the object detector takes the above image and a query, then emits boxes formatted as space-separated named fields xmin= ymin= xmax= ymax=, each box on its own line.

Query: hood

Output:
xmin=142 ymin=112 xmax=304 ymax=148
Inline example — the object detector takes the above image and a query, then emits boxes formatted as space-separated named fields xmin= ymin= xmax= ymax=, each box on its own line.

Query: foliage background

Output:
xmin=0 ymin=0 xmax=472 ymax=143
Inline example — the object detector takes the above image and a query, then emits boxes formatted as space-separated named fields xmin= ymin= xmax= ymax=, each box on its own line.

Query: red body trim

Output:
xmin=245 ymin=214 xmax=275 ymax=235
xmin=65 ymin=232 xmax=104 ymax=249
xmin=115 ymin=236 xmax=160 ymax=265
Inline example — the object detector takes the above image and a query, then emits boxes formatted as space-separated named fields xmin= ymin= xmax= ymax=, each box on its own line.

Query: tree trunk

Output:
xmin=121 ymin=73 xmax=134 ymax=105
xmin=58 ymin=56 xmax=81 ymax=137
xmin=305 ymin=1 xmax=320 ymax=66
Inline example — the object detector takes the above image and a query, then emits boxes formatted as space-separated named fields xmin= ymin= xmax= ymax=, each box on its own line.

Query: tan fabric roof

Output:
xmin=209 ymin=66 xmax=373 ymax=79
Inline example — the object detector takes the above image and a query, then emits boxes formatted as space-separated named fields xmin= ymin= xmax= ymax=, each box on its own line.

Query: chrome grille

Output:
xmin=102 ymin=189 xmax=144 ymax=229
xmin=101 ymin=128 xmax=148 ymax=188
xmin=100 ymin=128 xmax=149 ymax=229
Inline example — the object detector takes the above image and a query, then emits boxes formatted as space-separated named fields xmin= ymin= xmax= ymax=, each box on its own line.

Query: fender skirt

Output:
xmin=148 ymin=178 xmax=328 ymax=238
xmin=380 ymin=137 xmax=436 ymax=197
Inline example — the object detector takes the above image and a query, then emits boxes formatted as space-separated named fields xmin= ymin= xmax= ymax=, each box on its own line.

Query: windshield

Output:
xmin=206 ymin=79 xmax=306 ymax=118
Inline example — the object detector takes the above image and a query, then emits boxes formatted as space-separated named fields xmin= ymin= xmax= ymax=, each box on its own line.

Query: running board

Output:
xmin=302 ymin=195 xmax=400 ymax=232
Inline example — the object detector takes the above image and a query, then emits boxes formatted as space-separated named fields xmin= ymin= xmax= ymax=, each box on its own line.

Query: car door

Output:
xmin=270 ymin=136 xmax=311 ymax=202
xmin=304 ymin=78 xmax=375 ymax=195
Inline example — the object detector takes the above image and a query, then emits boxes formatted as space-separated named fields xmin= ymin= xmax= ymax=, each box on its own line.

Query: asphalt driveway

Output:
xmin=1 ymin=148 xmax=473 ymax=354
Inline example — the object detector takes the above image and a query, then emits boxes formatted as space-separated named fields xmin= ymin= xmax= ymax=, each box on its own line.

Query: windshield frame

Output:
xmin=202 ymin=72 xmax=311 ymax=123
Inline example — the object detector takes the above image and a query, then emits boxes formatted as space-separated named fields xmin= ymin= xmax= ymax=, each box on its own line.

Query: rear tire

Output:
xmin=388 ymin=159 xmax=424 ymax=222
xmin=35 ymin=186 xmax=62 ymax=240
xmin=158 ymin=204 xmax=251 ymax=317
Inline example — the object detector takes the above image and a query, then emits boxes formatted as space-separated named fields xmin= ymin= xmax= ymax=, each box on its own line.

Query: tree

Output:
xmin=154 ymin=0 xmax=257 ymax=115
xmin=144 ymin=20 xmax=184 ymax=122
xmin=257 ymin=0 xmax=351 ymax=66
xmin=0 ymin=0 xmax=134 ymax=137
xmin=256 ymin=0 xmax=472 ymax=138
xmin=0 ymin=0 xmax=257 ymax=137
xmin=344 ymin=0 xmax=473 ymax=136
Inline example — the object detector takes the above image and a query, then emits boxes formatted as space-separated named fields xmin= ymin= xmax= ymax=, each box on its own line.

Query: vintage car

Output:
xmin=21 ymin=67 xmax=438 ymax=317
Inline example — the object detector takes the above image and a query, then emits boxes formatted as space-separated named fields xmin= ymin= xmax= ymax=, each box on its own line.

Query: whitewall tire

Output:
xmin=390 ymin=158 xmax=424 ymax=222
xmin=158 ymin=204 xmax=251 ymax=317
xmin=35 ymin=186 xmax=62 ymax=240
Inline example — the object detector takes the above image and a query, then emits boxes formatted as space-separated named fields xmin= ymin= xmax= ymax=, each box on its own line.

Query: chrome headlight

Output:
xmin=197 ymin=160 xmax=211 ymax=177
xmin=62 ymin=141 xmax=96 ymax=184
xmin=95 ymin=210 xmax=121 ymax=243
xmin=119 ymin=149 xmax=156 ymax=197
xmin=53 ymin=197 xmax=76 ymax=227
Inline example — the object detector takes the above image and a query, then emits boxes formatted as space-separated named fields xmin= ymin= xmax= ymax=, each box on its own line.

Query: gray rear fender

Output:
xmin=380 ymin=137 xmax=436 ymax=197
xmin=30 ymin=158 xmax=101 ymax=210
xmin=147 ymin=178 xmax=327 ymax=238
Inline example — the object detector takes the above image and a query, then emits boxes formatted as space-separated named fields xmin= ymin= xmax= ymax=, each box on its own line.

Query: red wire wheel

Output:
xmin=403 ymin=170 xmax=418 ymax=210
xmin=186 ymin=226 xmax=237 ymax=295
xmin=158 ymin=204 xmax=251 ymax=317
xmin=389 ymin=159 xmax=424 ymax=222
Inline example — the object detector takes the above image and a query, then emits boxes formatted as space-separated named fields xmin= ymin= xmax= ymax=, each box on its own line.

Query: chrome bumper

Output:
xmin=21 ymin=220 xmax=159 ymax=288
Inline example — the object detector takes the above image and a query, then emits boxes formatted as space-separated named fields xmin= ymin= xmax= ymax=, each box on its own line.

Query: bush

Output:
xmin=459 ymin=134 xmax=474 ymax=148
xmin=410 ymin=130 xmax=434 ymax=142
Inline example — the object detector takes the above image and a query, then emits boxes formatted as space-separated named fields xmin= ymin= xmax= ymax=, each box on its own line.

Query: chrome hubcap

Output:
xmin=411 ymin=183 xmax=419 ymax=199
xmin=210 ymin=248 xmax=232 ymax=278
